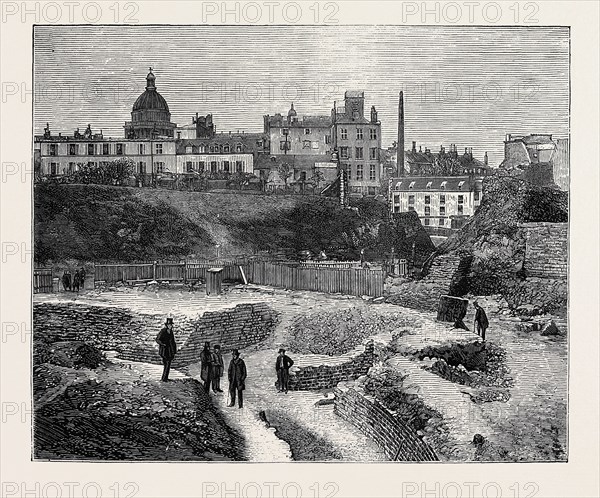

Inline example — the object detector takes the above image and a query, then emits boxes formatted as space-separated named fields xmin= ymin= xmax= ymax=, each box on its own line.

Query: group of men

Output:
xmin=61 ymin=268 xmax=86 ymax=292
xmin=155 ymin=317 xmax=295 ymax=409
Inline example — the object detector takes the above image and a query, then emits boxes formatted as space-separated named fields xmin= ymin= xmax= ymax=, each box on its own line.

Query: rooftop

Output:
xmin=390 ymin=176 xmax=480 ymax=192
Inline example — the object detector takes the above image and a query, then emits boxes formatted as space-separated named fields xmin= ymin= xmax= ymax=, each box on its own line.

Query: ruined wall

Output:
xmin=521 ymin=222 xmax=568 ymax=279
xmin=287 ymin=341 xmax=375 ymax=391
xmin=385 ymin=255 xmax=461 ymax=311
xmin=503 ymin=222 xmax=568 ymax=314
xmin=334 ymin=383 xmax=439 ymax=461
xmin=34 ymin=302 xmax=278 ymax=367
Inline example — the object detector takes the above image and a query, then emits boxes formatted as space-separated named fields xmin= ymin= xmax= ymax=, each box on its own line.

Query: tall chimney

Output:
xmin=398 ymin=91 xmax=404 ymax=176
xmin=484 ymin=152 xmax=488 ymax=166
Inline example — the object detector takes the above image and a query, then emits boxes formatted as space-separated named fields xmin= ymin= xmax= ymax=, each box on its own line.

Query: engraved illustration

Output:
xmin=33 ymin=25 xmax=569 ymax=462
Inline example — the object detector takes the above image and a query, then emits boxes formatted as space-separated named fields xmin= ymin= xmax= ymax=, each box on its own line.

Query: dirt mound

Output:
xmin=34 ymin=360 xmax=243 ymax=461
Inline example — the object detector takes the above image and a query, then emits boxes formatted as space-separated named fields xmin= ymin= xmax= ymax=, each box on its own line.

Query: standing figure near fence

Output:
xmin=200 ymin=342 xmax=213 ymax=392
xmin=61 ymin=270 xmax=72 ymax=292
xmin=227 ymin=349 xmax=247 ymax=409
xmin=155 ymin=316 xmax=177 ymax=382
xmin=275 ymin=348 xmax=294 ymax=393
xmin=473 ymin=301 xmax=489 ymax=341
xmin=211 ymin=345 xmax=224 ymax=393
xmin=79 ymin=267 xmax=86 ymax=290
xmin=72 ymin=270 xmax=80 ymax=292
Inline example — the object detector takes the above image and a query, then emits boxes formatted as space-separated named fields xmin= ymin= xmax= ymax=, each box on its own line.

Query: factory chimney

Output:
xmin=398 ymin=91 xmax=404 ymax=176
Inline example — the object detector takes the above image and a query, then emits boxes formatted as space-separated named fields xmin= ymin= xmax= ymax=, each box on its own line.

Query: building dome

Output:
xmin=288 ymin=103 xmax=297 ymax=117
xmin=125 ymin=68 xmax=176 ymax=139
xmin=132 ymin=69 xmax=170 ymax=113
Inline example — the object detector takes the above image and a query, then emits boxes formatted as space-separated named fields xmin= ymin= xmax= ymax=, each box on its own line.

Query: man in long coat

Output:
xmin=200 ymin=342 xmax=212 ymax=392
xmin=275 ymin=348 xmax=294 ymax=393
xmin=211 ymin=344 xmax=224 ymax=393
xmin=227 ymin=349 xmax=247 ymax=408
xmin=473 ymin=301 xmax=489 ymax=341
xmin=155 ymin=317 xmax=177 ymax=381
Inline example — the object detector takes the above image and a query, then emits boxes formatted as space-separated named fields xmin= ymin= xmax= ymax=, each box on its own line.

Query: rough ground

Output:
xmin=34 ymin=285 xmax=568 ymax=462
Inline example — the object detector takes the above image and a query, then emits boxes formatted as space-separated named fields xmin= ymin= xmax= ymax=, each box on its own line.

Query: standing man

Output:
xmin=72 ymin=270 xmax=80 ymax=292
xmin=61 ymin=270 xmax=71 ymax=292
xmin=155 ymin=316 xmax=177 ymax=382
xmin=473 ymin=301 xmax=489 ymax=341
xmin=275 ymin=348 xmax=294 ymax=393
xmin=200 ymin=342 xmax=213 ymax=392
xmin=227 ymin=349 xmax=247 ymax=409
xmin=211 ymin=344 xmax=224 ymax=393
xmin=79 ymin=267 xmax=86 ymax=290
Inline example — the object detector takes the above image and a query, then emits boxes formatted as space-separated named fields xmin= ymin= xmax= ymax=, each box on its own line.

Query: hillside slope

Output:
xmin=35 ymin=185 xmax=434 ymax=265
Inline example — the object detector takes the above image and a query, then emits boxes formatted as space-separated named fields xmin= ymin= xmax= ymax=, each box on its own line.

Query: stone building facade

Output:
xmin=389 ymin=176 xmax=483 ymax=229
xmin=332 ymin=91 xmax=382 ymax=196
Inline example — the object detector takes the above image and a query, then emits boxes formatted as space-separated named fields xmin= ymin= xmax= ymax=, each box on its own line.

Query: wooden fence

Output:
xmin=94 ymin=260 xmax=245 ymax=284
xmin=244 ymin=261 xmax=385 ymax=297
xmin=299 ymin=260 xmax=363 ymax=269
xmin=94 ymin=258 xmax=385 ymax=297
xmin=34 ymin=268 xmax=53 ymax=293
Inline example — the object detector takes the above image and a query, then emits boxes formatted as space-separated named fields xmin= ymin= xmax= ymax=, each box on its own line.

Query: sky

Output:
xmin=33 ymin=25 xmax=569 ymax=167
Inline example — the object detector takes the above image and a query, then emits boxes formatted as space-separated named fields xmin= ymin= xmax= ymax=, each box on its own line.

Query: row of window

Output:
xmin=343 ymin=164 xmax=377 ymax=181
xmin=403 ymin=194 xmax=465 ymax=205
xmin=396 ymin=180 xmax=467 ymax=190
xmin=339 ymin=147 xmax=378 ymax=160
xmin=339 ymin=128 xmax=377 ymax=141
xmin=279 ymin=140 xmax=321 ymax=151
xmin=405 ymin=205 xmax=464 ymax=216
xmin=48 ymin=143 xmax=166 ymax=156
xmin=278 ymin=128 xmax=378 ymax=141
xmin=185 ymin=143 xmax=244 ymax=154
xmin=185 ymin=160 xmax=245 ymax=173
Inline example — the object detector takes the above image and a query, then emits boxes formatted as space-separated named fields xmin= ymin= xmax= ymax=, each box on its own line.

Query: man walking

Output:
xmin=200 ymin=342 xmax=213 ymax=392
xmin=227 ymin=349 xmax=247 ymax=409
xmin=155 ymin=316 xmax=177 ymax=381
xmin=211 ymin=344 xmax=224 ymax=393
xmin=473 ymin=301 xmax=489 ymax=341
xmin=275 ymin=348 xmax=294 ymax=393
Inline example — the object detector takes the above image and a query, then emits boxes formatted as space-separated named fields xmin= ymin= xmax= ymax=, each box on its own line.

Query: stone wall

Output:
xmin=287 ymin=341 xmax=375 ymax=391
xmin=385 ymin=255 xmax=461 ymax=312
xmin=34 ymin=302 xmax=278 ymax=367
xmin=503 ymin=278 xmax=568 ymax=315
xmin=520 ymin=222 xmax=568 ymax=279
xmin=334 ymin=383 xmax=439 ymax=461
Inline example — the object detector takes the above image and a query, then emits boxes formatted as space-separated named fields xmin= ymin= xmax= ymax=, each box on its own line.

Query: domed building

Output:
xmin=124 ymin=68 xmax=176 ymax=139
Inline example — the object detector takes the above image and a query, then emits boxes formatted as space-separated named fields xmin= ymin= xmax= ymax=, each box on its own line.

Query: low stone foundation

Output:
xmin=286 ymin=341 xmax=375 ymax=391
xmin=334 ymin=383 xmax=439 ymax=461
xmin=34 ymin=301 xmax=278 ymax=367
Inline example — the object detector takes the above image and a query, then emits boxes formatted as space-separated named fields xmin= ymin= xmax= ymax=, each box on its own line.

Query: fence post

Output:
xmin=153 ymin=261 xmax=157 ymax=281
xmin=183 ymin=260 xmax=188 ymax=284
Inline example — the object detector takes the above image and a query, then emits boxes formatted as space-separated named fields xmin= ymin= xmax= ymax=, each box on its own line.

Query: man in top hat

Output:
xmin=275 ymin=348 xmax=294 ymax=393
xmin=155 ymin=315 xmax=177 ymax=381
xmin=227 ymin=349 xmax=247 ymax=408
xmin=473 ymin=301 xmax=489 ymax=341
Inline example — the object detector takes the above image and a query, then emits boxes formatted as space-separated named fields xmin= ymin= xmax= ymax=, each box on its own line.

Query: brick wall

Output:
xmin=334 ymin=383 xmax=439 ymax=461
xmin=287 ymin=341 xmax=375 ymax=391
xmin=385 ymin=255 xmax=461 ymax=311
xmin=34 ymin=302 xmax=278 ymax=367
xmin=520 ymin=222 xmax=568 ymax=279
